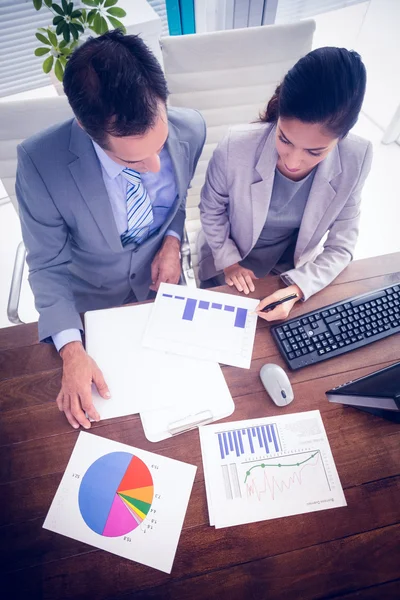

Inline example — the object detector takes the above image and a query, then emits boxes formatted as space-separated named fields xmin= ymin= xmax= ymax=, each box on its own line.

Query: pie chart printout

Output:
xmin=78 ymin=452 xmax=154 ymax=537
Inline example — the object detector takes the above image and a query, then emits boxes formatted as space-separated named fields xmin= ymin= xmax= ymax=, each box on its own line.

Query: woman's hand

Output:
xmin=224 ymin=263 xmax=258 ymax=294
xmin=255 ymin=284 xmax=303 ymax=322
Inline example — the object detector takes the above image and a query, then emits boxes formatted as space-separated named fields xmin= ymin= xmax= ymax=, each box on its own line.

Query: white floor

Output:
xmin=0 ymin=1 xmax=399 ymax=329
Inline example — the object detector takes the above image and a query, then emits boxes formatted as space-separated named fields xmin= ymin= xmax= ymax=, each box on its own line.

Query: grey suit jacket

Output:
xmin=16 ymin=107 xmax=206 ymax=342
xmin=198 ymin=122 xmax=372 ymax=300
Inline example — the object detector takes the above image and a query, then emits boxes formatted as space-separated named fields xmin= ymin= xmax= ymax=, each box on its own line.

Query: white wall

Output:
xmin=355 ymin=0 xmax=400 ymax=131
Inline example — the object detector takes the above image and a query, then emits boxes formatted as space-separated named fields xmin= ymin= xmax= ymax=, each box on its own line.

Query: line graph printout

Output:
xmin=43 ymin=432 xmax=196 ymax=573
xmin=143 ymin=283 xmax=259 ymax=368
xmin=199 ymin=411 xmax=346 ymax=528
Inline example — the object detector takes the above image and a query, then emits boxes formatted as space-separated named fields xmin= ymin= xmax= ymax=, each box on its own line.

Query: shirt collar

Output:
xmin=92 ymin=140 xmax=125 ymax=180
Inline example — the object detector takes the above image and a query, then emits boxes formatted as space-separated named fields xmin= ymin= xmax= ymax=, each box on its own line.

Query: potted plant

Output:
xmin=32 ymin=0 xmax=127 ymax=82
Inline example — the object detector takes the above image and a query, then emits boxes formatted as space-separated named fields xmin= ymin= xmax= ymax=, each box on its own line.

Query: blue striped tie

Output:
xmin=120 ymin=168 xmax=153 ymax=246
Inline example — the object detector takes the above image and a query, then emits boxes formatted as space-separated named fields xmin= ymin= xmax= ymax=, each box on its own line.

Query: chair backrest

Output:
xmin=161 ymin=20 xmax=315 ymax=271
xmin=0 ymin=96 xmax=72 ymax=211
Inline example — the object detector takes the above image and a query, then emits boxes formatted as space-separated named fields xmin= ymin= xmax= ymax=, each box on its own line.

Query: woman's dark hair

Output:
xmin=260 ymin=47 xmax=366 ymax=138
xmin=63 ymin=29 xmax=168 ymax=148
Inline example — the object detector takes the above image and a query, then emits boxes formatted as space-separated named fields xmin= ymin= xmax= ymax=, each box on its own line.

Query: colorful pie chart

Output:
xmin=78 ymin=451 xmax=154 ymax=537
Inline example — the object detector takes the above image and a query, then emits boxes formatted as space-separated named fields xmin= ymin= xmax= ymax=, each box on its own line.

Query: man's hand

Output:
xmin=256 ymin=284 xmax=303 ymax=322
xmin=56 ymin=341 xmax=110 ymax=429
xmin=150 ymin=235 xmax=181 ymax=291
xmin=224 ymin=263 xmax=258 ymax=295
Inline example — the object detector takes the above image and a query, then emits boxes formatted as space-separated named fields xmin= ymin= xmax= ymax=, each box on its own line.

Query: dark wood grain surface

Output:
xmin=1 ymin=253 xmax=399 ymax=600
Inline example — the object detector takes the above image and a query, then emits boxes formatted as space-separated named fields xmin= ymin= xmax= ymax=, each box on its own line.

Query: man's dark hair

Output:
xmin=260 ymin=47 xmax=367 ymax=139
xmin=63 ymin=29 xmax=168 ymax=148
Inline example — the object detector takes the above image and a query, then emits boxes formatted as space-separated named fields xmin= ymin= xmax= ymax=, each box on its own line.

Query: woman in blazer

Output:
xmin=197 ymin=47 xmax=373 ymax=321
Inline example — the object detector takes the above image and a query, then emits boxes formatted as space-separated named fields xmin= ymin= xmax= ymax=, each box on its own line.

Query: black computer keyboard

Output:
xmin=271 ymin=283 xmax=400 ymax=370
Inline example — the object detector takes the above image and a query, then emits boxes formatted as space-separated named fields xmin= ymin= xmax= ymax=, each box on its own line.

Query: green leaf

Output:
xmin=44 ymin=0 xmax=53 ymax=7
xmin=74 ymin=22 xmax=84 ymax=33
xmin=33 ymin=0 xmax=42 ymax=10
xmin=106 ymin=7 xmax=126 ymax=18
xmin=87 ymin=8 xmax=97 ymax=23
xmin=35 ymin=47 xmax=51 ymax=56
xmin=61 ymin=0 xmax=68 ymax=13
xmin=59 ymin=39 xmax=67 ymax=48
xmin=106 ymin=15 xmax=125 ymax=32
xmin=82 ymin=0 xmax=97 ymax=6
xmin=100 ymin=15 xmax=108 ymax=34
xmin=56 ymin=21 xmax=64 ymax=35
xmin=54 ymin=58 xmax=64 ymax=81
xmin=36 ymin=32 xmax=50 ymax=45
xmin=42 ymin=55 xmax=54 ymax=73
xmin=104 ymin=0 xmax=118 ymax=7
xmin=70 ymin=9 xmax=82 ymax=18
xmin=70 ymin=23 xmax=79 ymax=40
xmin=59 ymin=55 xmax=67 ymax=66
xmin=62 ymin=24 xmax=71 ymax=43
xmin=53 ymin=15 xmax=64 ymax=25
xmin=48 ymin=29 xmax=58 ymax=46
xmin=92 ymin=12 xmax=102 ymax=33
xmin=52 ymin=4 xmax=64 ymax=16
xmin=67 ymin=2 xmax=74 ymax=16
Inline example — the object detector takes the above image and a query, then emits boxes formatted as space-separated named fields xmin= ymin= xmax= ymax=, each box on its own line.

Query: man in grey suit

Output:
xmin=16 ymin=31 xmax=206 ymax=429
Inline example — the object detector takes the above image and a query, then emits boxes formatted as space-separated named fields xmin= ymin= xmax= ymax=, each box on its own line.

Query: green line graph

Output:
xmin=243 ymin=451 xmax=319 ymax=484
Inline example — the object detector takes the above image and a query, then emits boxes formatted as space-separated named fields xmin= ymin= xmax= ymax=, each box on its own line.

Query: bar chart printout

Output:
xmin=143 ymin=283 xmax=259 ymax=368
xmin=199 ymin=411 xmax=346 ymax=528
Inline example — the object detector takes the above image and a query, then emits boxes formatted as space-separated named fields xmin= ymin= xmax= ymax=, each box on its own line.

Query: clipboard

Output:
xmin=84 ymin=302 xmax=234 ymax=441
xmin=140 ymin=360 xmax=234 ymax=442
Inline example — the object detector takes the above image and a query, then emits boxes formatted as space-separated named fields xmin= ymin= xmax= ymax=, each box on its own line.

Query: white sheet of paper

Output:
xmin=143 ymin=283 xmax=259 ymax=369
xmin=140 ymin=358 xmax=234 ymax=442
xmin=43 ymin=432 xmax=196 ymax=574
xmin=85 ymin=303 xmax=234 ymax=424
xmin=199 ymin=410 xmax=346 ymax=528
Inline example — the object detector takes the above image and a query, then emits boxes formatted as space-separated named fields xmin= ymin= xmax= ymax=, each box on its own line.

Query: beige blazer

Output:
xmin=197 ymin=122 xmax=373 ymax=300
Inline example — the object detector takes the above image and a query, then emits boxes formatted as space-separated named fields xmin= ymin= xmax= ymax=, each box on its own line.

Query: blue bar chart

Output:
xmin=217 ymin=424 xmax=281 ymax=459
xmin=162 ymin=293 xmax=248 ymax=329
xmin=144 ymin=283 xmax=259 ymax=369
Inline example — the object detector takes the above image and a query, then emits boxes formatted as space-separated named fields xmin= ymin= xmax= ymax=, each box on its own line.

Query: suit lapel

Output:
xmin=294 ymin=144 xmax=342 ymax=262
xmin=250 ymin=125 xmax=278 ymax=248
xmin=68 ymin=120 xmax=122 ymax=252
xmin=165 ymin=118 xmax=189 ymax=211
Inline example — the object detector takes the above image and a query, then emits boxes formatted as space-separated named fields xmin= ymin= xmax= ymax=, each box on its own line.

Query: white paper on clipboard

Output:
xmin=140 ymin=359 xmax=234 ymax=442
xmin=84 ymin=302 xmax=234 ymax=439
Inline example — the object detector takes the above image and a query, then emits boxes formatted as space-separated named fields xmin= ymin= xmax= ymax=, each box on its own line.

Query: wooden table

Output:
xmin=1 ymin=253 xmax=400 ymax=600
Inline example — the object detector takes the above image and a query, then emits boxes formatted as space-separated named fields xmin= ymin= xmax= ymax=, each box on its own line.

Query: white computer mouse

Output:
xmin=259 ymin=363 xmax=294 ymax=407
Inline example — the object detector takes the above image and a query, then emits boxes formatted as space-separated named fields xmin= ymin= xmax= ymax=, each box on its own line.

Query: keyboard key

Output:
xmin=301 ymin=317 xmax=309 ymax=325
xmin=301 ymin=347 xmax=308 ymax=355
xmin=283 ymin=325 xmax=289 ymax=332
xmin=318 ymin=349 xmax=325 ymax=355
xmin=329 ymin=308 xmax=337 ymax=315
xmin=322 ymin=311 xmax=329 ymax=318
xmin=326 ymin=313 xmax=341 ymax=324
xmin=295 ymin=350 xmax=302 ymax=357
xmin=282 ymin=340 xmax=292 ymax=354
xmin=288 ymin=352 xmax=295 ymax=360
xmin=289 ymin=321 xmax=302 ymax=329
xmin=276 ymin=329 xmax=285 ymax=340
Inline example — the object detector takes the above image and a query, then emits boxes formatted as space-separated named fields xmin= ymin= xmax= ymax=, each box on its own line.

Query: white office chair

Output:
xmin=161 ymin=20 xmax=316 ymax=279
xmin=0 ymin=96 xmax=194 ymax=324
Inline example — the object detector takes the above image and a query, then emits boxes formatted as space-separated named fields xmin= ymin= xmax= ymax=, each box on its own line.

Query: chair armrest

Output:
xmin=7 ymin=241 xmax=27 ymax=325
xmin=180 ymin=227 xmax=197 ymax=288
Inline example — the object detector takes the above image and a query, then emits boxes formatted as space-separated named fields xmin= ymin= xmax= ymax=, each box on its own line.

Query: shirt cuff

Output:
xmin=165 ymin=230 xmax=181 ymax=242
xmin=52 ymin=329 xmax=82 ymax=352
